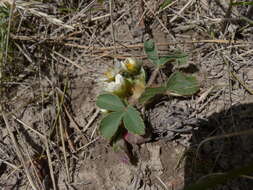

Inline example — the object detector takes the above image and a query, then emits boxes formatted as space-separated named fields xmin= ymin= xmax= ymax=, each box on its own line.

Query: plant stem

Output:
xmin=147 ymin=67 xmax=160 ymax=87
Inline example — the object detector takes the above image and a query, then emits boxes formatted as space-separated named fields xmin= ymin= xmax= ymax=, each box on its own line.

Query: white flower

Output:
xmin=99 ymin=58 xmax=145 ymax=100
xmin=104 ymin=74 xmax=124 ymax=91
xmin=104 ymin=61 xmax=122 ymax=81
xmin=104 ymin=74 xmax=131 ymax=98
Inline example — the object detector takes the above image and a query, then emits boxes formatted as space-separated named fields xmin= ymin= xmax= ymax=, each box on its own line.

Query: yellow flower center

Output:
xmin=126 ymin=62 xmax=135 ymax=71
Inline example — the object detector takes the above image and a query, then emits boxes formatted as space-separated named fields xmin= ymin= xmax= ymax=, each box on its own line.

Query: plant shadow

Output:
xmin=184 ymin=103 xmax=253 ymax=190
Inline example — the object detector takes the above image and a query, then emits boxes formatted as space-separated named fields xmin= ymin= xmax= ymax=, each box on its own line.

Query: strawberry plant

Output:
xmin=96 ymin=40 xmax=199 ymax=164
xmin=96 ymin=93 xmax=145 ymax=140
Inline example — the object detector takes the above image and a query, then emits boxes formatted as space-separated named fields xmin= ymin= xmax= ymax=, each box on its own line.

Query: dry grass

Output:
xmin=0 ymin=0 xmax=253 ymax=189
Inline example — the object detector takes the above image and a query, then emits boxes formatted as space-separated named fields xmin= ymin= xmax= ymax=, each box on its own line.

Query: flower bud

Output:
xmin=121 ymin=58 xmax=141 ymax=75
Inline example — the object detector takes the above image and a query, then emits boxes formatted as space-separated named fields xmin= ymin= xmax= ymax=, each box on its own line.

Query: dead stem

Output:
xmin=2 ymin=111 xmax=38 ymax=190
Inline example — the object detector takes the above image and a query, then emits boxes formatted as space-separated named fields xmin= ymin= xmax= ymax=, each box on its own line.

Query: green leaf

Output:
xmin=160 ymin=0 xmax=172 ymax=10
xmin=166 ymin=71 xmax=199 ymax=96
xmin=144 ymin=40 xmax=160 ymax=66
xmin=139 ymin=87 xmax=167 ymax=104
xmin=159 ymin=52 xmax=188 ymax=66
xmin=171 ymin=51 xmax=188 ymax=66
xmin=231 ymin=2 xmax=253 ymax=6
xmin=100 ymin=111 xmax=124 ymax=139
xmin=174 ymin=54 xmax=188 ymax=66
xmin=123 ymin=106 xmax=145 ymax=135
xmin=96 ymin=93 xmax=125 ymax=112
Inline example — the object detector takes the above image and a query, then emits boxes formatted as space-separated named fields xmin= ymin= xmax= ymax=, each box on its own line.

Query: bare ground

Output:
xmin=0 ymin=0 xmax=253 ymax=190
